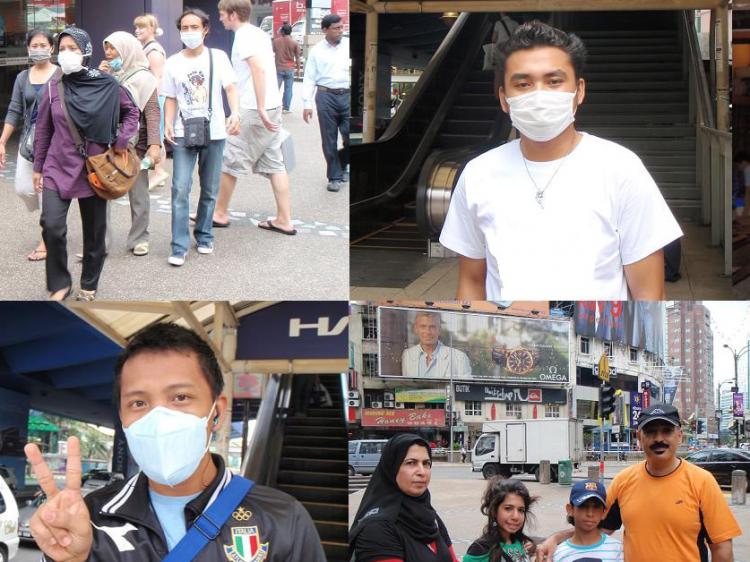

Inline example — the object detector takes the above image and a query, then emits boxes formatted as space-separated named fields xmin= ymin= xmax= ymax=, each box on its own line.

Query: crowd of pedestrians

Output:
xmin=3 ymin=0 xmax=348 ymax=300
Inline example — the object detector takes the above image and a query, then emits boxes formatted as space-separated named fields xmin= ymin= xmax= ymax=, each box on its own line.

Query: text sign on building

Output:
xmin=361 ymin=408 xmax=446 ymax=427
xmin=395 ymin=388 xmax=447 ymax=403
xmin=378 ymin=306 xmax=570 ymax=383
xmin=453 ymin=383 xmax=566 ymax=404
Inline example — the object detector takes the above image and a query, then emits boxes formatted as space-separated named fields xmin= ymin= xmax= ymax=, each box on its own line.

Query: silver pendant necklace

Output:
xmin=521 ymin=134 xmax=578 ymax=209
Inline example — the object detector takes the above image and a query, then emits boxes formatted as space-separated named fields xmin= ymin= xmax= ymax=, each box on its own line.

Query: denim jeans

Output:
xmin=277 ymin=69 xmax=294 ymax=111
xmin=170 ymin=137 xmax=226 ymax=256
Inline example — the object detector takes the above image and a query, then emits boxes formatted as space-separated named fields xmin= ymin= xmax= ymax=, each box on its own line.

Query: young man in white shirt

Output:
xmin=302 ymin=14 xmax=350 ymax=192
xmin=215 ymin=0 xmax=296 ymax=236
xmin=439 ymin=20 xmax=683 ymax=300
xmin=162 ymin=8 xmax=240 ymax=266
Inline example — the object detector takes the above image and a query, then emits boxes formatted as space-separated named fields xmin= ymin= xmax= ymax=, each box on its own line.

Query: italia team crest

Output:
xmin=223 ymin=526 xmax=269 ymax=562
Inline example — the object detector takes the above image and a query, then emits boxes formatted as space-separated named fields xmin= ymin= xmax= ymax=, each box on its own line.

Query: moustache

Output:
xmin=650 ymin=442 xmax=669 ymax=451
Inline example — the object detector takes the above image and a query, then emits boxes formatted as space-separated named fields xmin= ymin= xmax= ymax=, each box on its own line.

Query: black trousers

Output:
xmin=41 ymin=189 xmax=107 ymax=292
xmin=315 ymin=90 xmax=350 ymax=181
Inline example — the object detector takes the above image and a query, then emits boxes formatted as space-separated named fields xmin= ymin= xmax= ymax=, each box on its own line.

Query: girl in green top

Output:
xmin=463 ymin=478 xmax=537 ymax=562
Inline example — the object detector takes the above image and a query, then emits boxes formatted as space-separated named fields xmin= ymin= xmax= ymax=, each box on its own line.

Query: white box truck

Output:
xmin=472 ymin=418 xmax=584 ymax=481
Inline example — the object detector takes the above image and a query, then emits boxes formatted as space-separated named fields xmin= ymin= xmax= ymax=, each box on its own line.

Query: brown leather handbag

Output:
xmin=57 ymin=80 xmax=140 ymax=200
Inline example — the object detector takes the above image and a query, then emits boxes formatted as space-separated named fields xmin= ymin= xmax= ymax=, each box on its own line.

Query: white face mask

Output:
xmin=57 ymin=50 xmax=84 ymax=75
xmin=506 ymin=89 xmax=577 ymax=142
xmin=180 ymin=32 xmax=204 ymax=50
xmin=123 ymin=402 xmax=217 ymax=487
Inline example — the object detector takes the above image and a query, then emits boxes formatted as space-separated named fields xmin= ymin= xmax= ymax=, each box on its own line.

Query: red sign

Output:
xmin=361 ymin=408 xmax=446 ymax=427
xmin=527 ymin=389 xmax=542 ymax=403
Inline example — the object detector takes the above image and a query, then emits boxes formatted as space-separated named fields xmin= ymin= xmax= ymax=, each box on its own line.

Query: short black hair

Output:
xmin=321 ymin=14 xmax=342 ymax=30
xmin=26 ymin=28 xmax=54 ymax=47
xmin=113 ymin=322 xmax=224 ymax=408
xmin=177 ymin=7 xmax=210 ymax=30
xmin=498 ymin=20 xmax=587 ymax=86
xmin=280 ymin=23 xmax=292 ymax=35
xmin=566 ymin=497 xmax=606 ymax=527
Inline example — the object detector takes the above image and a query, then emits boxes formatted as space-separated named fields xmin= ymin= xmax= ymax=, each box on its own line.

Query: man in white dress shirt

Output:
xmin=302 ymin=14 xmax=350 ymax=192
xmin=401 ymin=311 xmax=472 ymax=379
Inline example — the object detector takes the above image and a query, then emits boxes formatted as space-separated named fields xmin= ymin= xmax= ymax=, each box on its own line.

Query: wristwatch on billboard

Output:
xmin=491 ymin=346 xmax=538 ymax=375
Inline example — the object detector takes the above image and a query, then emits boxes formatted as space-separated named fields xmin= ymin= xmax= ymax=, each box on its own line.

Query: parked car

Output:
xmin=348 ymin=439 xmax=387 ymax=476
xmin=291 ymin=19 xmax=305 ymax=46
xmin=260 ymin=15 xmax=273 ymax=37
xmin=81 ymin=468 xmax=112 ymax=486
xmin=684 ymin=448 xmax=750 ymax=491
xmin=0 ymin=467 xmax=17 ymax=492
xmin=0 ymin=476 xmax=19 ymax=560
xmin=17 ymin=493 xmax=44 ymax=544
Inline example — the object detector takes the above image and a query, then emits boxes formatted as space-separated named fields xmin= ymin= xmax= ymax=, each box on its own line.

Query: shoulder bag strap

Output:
xmin=56 ymin=79 xmax=87 ymax=157
xmin=207 ymin=47 xmax=214 ymax=118
xmin=162 ymin=475 xmax=254 ymax=562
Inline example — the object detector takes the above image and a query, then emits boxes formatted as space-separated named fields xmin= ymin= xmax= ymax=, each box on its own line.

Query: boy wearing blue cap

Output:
xmin=553 ymin=480 xmax=623 ymax=562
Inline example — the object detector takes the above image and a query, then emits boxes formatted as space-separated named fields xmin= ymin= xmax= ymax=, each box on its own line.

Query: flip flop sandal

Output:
xmin=27 ymin=249 xmax=47 ymax=261
xmin=258 ymin=220 xmax=297 ymax=236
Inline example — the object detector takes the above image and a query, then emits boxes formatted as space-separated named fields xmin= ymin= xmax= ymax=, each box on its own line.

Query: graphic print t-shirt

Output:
xmin=162 ymin=47 xmax=236 ymax=140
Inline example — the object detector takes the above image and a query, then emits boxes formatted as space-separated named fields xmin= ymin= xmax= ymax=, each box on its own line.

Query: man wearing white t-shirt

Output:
xmin=439 ymin=20 xmax=683 ymax=300
xmin=216 ymin=0 xmax=296 ymax=236
xmin=162 ymin=8 xmax=240 ymax=266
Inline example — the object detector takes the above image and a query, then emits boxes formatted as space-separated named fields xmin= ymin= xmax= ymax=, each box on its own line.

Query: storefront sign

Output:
xmin=361 ymin=408 xmax=446 ymax=427
xmin=233 ymin=374 xmax=264 ymax=399
xmin=395 ymin=388 xmax=446 ymax=403
xmin=453 ymin=383 xmax=566 ymax=404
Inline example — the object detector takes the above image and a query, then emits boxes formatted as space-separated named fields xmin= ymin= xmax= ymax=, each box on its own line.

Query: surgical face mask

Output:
xmin=57 ymin=50 xmax=84 ymax=75
xmin=123 ymin=401 xmax=217 ymax=487
xmin=109 ymin=57 xmax=123 ymax=72
xmin=506 ymin=89 xmax=577 ymax=142
xmin=180 ymin=32 xmax=204 ymax=50
xmin=29 ymin=49 xmax=51 ymax=63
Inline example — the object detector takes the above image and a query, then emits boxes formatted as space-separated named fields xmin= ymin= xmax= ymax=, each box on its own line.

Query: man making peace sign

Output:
xmin=24 ymin=322 xmax=326 ymax=561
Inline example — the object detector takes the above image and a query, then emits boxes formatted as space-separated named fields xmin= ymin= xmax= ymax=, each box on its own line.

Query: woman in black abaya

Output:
xmin=350 ymin=433 xmax=459 ymax=562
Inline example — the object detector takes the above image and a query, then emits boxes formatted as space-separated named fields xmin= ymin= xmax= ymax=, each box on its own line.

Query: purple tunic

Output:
xmin=33 ymin=76 xmax=140 ymax=200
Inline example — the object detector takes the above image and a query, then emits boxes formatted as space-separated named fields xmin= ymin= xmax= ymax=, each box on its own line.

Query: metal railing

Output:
xmin=242 ymin=373 xmax=293 ymax=486
xmin=680 ymin=10 xmax=731 ymax=276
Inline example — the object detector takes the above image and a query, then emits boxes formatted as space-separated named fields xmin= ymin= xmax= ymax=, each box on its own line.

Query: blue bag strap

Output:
xmin=162 ymin=475 xmax=254 ymax=562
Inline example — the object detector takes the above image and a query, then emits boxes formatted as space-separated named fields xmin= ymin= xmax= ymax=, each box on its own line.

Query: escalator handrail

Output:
xmin=352 ymin=14 xmax=492 ymax=212
xmin=680 ymin=10 xmax=715 ymax=129
xmin=378 ymin=12 xmax=471 ymax=144
xmin=242 ymin=373 xmax=293 ymax=486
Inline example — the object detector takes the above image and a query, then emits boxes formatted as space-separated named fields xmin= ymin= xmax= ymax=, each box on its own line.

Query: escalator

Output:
xmin=350 ymin=12 xmax=510 ymax=252
xmin=352 ymin=10 xmax=707 ymax=270
xmin=243 ymin=374 xmax=348 ymax=561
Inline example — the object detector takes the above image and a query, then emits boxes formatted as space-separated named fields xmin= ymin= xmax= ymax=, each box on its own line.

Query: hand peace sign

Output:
xmin=24 ymin=436 xmax=93 ymax=562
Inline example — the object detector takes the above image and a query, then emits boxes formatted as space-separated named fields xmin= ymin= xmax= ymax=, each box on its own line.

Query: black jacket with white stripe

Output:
xmin=44 ymin=454 xmax=326 ymax=562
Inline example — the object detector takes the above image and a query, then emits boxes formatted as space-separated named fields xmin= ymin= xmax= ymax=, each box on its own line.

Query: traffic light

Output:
xmin=599 ymin=383 xmax=616 ymax=418
xmin=696 ymin=419 xmax=704 ymax=435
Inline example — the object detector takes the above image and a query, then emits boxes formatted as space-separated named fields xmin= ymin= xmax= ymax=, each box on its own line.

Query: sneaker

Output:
xmin=168 ymin=253 xmax=186 ymax=266
xmin=282 ymin=109 xmax=291 ymax=114
xmin=343 ymin=170 xmax=349 ymax=183
xmin=197 ymin=244 xmax=214 ymax=255
xmin=327 ymin=180 xmax=342 ymax=192
xmin=133 ymin=242 xmax=149 ymax=256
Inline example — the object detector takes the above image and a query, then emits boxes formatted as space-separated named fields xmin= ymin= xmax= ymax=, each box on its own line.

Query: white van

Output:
xmin=0 ymin=476 xmax=19 ymax=561
xmin=348 ymin=439 xmax=388 ymax=476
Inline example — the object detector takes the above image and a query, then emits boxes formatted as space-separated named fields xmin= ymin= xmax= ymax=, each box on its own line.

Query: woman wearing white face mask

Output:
xmin=440 ymin=20 xmax=683 ymax=302
xmin=32 ymin=27 xmax=140 ymax=301
xmin=0 ymin=28 xmax=58 ymax=263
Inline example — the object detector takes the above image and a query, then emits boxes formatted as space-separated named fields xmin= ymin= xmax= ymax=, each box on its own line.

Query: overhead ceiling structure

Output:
xmin=0 ymin=301 xmax=349 ymax=428
xmin=351 ymin=0 xmax=724 ymax=13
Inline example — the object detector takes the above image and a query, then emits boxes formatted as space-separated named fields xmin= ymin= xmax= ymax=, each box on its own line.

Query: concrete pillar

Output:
xmin=732 ymin=470 xmax=747 ymax=505
xmin=363 ymin=4 xmax=378 ymax=142
xmin=588 ymin=465 xmax=599 ymax=481
xmin=714 ymin=5 xmax=729 ymax=132
xmin=539 ymin=460 xmax=551 ymax=484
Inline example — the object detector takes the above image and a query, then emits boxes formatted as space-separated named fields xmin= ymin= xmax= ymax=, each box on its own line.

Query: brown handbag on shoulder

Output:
xmin=57 ymin=80 xmax=140 ymax=200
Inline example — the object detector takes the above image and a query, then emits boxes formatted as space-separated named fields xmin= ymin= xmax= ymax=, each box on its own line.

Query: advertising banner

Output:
xmin=233 ymin=374 xmax=264 ymax=399
xmin=453 ymin=383 xmax=566 ymax=404
xmin=361 ymin=408 xmax=446 ymax=427
xmin=574 ymin=302 xmax=663 ymax=355
xmin=395 ymin=388 xmax=447 ymax=403
xmin=733 ymin=393 xmax=745 ymax=417
xmin=630 ymin=393 xmax=643 ymax=427
xmin=378 ymin=307 xmax=570 ymax=383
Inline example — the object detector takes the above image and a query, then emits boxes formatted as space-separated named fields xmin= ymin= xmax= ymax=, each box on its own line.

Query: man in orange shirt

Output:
xmin=537 ymin=403 xmax=742 ymax=562
xmin=272 ymin=23 xmax=301 ymax=113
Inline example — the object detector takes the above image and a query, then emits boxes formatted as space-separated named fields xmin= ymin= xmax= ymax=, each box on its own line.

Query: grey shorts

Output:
xmin=222 ymin=107 xmax=285 ymax=178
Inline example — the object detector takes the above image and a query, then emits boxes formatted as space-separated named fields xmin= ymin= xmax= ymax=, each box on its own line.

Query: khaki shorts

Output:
xmin=222 ymin=107 xmax=285 ymax=178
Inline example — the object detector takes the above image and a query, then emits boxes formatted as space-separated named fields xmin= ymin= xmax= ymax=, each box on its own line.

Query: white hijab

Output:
xmin=103 ymin=31 xmax=157 ymax=110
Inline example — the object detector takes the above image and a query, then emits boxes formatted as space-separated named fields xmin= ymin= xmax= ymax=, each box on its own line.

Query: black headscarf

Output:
xmin=350 ymin=433 xmax=452 ymax=561
xmin=57 ymin=27 xmax=121 ymax=145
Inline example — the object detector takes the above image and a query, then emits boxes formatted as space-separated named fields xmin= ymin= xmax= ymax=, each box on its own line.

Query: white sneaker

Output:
xmin=197 ymin=244 xmax=214 ymax=255
xmin=168 ymin=254 xmax=186 ymax=266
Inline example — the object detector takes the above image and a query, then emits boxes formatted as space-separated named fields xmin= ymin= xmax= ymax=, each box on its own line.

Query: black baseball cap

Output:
xmin=637 ymin=403 xmax=681 ymax=430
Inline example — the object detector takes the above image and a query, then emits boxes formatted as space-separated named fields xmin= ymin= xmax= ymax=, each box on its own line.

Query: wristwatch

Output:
xmin=491 ymin=346 xmax=538 ymax=375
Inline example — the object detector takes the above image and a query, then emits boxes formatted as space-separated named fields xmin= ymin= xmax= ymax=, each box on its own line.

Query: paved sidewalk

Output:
xmin=0 ymin=82 xmax=348 ymax=300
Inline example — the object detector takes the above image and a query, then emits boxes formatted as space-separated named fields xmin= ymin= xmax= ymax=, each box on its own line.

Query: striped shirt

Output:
xmin=552 ymin=533 xmax=623 ymax=562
